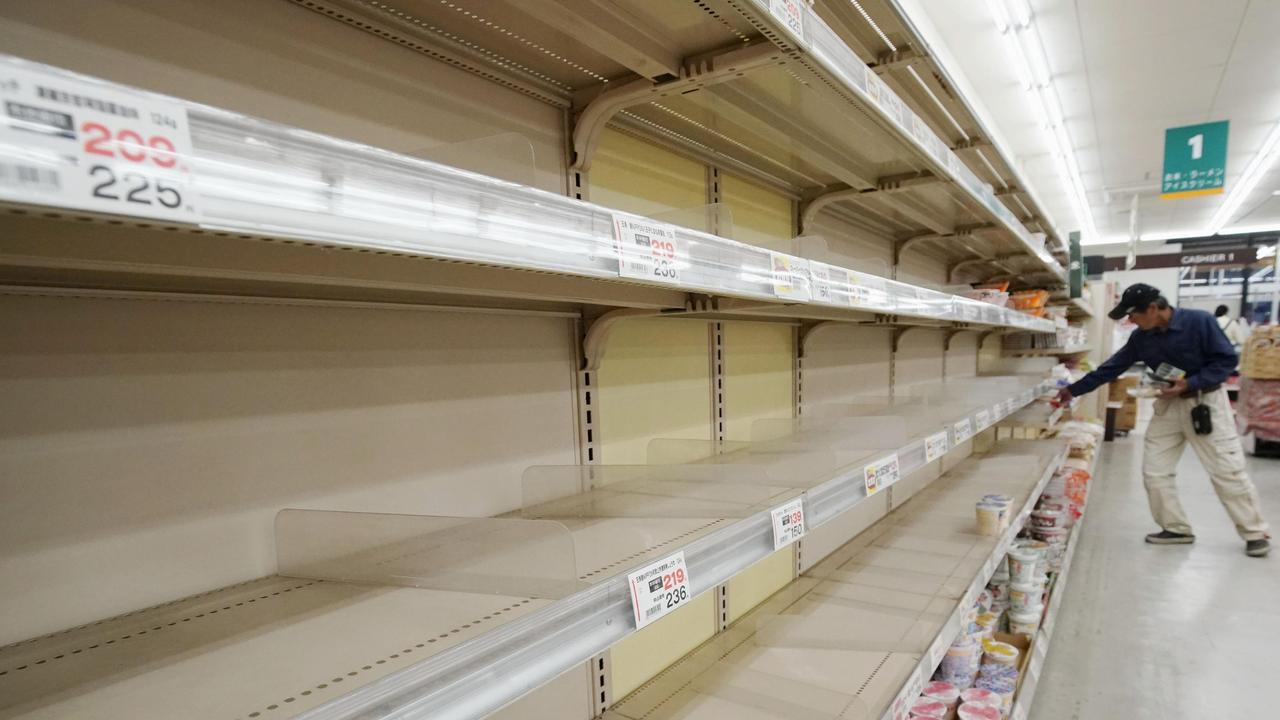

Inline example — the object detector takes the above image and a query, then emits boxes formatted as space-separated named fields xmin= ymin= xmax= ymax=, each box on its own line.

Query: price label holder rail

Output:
xmin=0 ymin=54 xmax=1056 ymax=335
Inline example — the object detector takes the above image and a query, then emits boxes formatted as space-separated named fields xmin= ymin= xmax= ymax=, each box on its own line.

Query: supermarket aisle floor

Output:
xmin=1031 ymin=427 xmax=1279 ymax=719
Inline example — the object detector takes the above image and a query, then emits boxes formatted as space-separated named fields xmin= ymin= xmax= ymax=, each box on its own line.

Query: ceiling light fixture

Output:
xmin=985 ymin=0 xmax=1097 ymax=243
xmin=1207 ymin=119 xmax=1280 ymax=234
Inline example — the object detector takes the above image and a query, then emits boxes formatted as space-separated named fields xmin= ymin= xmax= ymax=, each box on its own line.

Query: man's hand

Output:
xmin=1052 ymin=388 xmax=1073 ymax=407
xmin=1158 ymin=378 xmax=1188 ymax=399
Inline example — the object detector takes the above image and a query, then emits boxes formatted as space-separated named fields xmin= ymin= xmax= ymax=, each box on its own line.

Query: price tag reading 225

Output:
xmin=626 ymin=551 xmax=691 ymax=630
xmin=0 ymin=59 xmax=200 ymax=224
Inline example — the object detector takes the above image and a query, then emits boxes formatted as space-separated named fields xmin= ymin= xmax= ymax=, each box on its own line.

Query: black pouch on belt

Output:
xmin=1191 ymin=392 xmax=1212 ymax=435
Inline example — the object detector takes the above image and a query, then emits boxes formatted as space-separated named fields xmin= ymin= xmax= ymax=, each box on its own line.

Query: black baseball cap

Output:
xmin=1108 ymin=283 xmax=1163 ymax=320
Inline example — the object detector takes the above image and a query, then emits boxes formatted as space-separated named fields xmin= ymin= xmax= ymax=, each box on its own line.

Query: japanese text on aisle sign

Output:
xmin=768 ymin=0 xmax=804 ymax=40
xmin=613 ymin=215 xmax=683 ymax=284
xmin=925 ymin=431 xmax=948 ymax=464
xmin=864 ymin=453 xmax=900 ymax=496
xmin=626 ymin=551 xmax=691 ymax=630
xmin=0 ymin=59 xmax=201 ymax=223
xmin=1161 ymin=120 xmax=1228 ymax=199
xmin=770 ymin=497 xmax=806 ymax=550
xmin=954 ymin=418 xmax=973 ymax=443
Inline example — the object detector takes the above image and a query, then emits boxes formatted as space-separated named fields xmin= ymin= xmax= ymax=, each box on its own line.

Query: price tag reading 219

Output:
xmin=0 ymin=60 xmax=201 ymax=224
xmin=626 ymin=551 xmax=691 ymax=630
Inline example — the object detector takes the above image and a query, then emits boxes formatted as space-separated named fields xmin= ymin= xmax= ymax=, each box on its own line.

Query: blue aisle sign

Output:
xmin=1161 ymin=121 xmax=1228 ymax=199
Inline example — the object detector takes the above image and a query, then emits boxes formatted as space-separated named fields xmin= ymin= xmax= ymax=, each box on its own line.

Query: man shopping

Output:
xmin=1055 ymin=283 xmax=1270 ymax=557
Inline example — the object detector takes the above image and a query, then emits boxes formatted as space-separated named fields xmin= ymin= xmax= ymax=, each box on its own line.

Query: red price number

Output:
xmin=81 ymin=121 xmax=181 ymax=169
xmin=661 ymin=567 xmax=688 ymax=609
xmin=661 ymin=567 xmax=686 ymax=590
xmin=649 ymin=239 xmax=676 ymax=261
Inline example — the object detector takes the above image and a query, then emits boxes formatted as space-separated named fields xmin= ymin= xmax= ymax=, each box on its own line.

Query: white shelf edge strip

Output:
xmin=878 ymin=441 xmax=1069 ymax=720
xmin=0 ymin=55 xmax=1054 ymax=334
xmin=745 ymin=0 xmax=1065 ymax=280
xmin=291 ymin=382 xmax=1051 ymax=720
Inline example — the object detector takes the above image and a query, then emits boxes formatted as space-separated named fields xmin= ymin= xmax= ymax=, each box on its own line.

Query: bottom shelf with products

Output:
xmin=603 ymin=437 xmax=1073 ymax=720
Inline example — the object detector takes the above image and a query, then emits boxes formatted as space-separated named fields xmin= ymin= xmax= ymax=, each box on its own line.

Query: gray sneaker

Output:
xmin=1145 ymin=530 xmax=1195 ymax=545
xmin=1246 ymin=539 xmax=1271 ymax=557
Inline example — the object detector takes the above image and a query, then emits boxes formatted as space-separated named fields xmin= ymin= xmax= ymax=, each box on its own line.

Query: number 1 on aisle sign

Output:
xmin=626 ymin=551 xmax=691 ymax=629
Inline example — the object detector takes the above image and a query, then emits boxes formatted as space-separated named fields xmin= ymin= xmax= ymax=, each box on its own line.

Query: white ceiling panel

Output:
xmin=903 ymin=0 xmax=1280 ymax=244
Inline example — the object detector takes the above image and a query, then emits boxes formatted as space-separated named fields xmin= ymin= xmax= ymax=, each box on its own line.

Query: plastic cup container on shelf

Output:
xmin=940 ymin=638 xmax=981 ymax=683
xmin=1009 ymin=605 xmax=1044 ymax=635
xmin=974 ymin=612 xmax=999 ymax=639
xmin=1006 ymin=546 xmax=1039 ymax=583
xmin=1009 ymin=580 xmax=1044 ymax=612
xmin=986 ymin=581 xmax=1008 ymax=604
xmin=1030 ymin=507 xmax=1066 ymax=529
xmin=957 ymin=703 xmax=1001 ymax=720
xmin=909 ymin=696 xmax=949 ymax=719
xmin=1013 ymin=538 xmax=1049 ymax=561
xmin=982 ymin=494 xmax=1014 ymax=527
xmin=923 ymin=680 xmax=960 ymax=709
xmin=959 ymin=688 xmax=1002 ymax=708
xmin=976 ymin=501 xmax=1003 ymax=536
xmin=981 ymin=639 xmax=1020 ymax=667
xmin=1036 ymin=495 xmax=1067 ymax=513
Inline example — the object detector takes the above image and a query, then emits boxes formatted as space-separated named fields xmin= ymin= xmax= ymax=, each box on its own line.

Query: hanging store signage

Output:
xmin=768 ymin=0 xmax=805 ymax=40
xmin=1161 ymin=120 xmax=1228 ymax=199
xmin=863 ymin=453 xmax=900 ymax=496
xmin=1068 ymin=230 xmax=1083 ymax=298
xmin=626 ymin=551 xmax=691 ymax=630
xmin=769 ymin=497 xmax=807 ymax=550
xmin=0 ymin=59 xmax=201 ymax=224
xmin=613 ymin=215 xmax=683 ymax=284
xmin=953 ymin=418 xmax=973 ymax=443
xmin=924 ymin=431 xmax=949 ymax=464
xmin=1098 ymin=245 xmax=1259 ymax=271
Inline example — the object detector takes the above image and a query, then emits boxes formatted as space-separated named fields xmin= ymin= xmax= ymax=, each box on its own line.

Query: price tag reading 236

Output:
xmin=0 ymin=58 xmax=200 ymax=224
xmin=613 ymin=215 xmax=682 ymax=284
xmin=626 ymin=551 xmax=691 ymax=630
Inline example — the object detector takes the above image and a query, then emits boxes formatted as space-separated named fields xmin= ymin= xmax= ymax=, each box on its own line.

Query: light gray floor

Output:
xmin=1030 ymin=424 xmax=1278 ymax=719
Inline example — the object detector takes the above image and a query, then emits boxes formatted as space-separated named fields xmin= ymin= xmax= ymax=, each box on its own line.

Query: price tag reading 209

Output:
xmin=613 ymin=215 xmax=682 ymax=284
xmin=627 ymin=551 xmax=691 ymax=630
xmin=0 ymin=59 xmax=200 ymax=224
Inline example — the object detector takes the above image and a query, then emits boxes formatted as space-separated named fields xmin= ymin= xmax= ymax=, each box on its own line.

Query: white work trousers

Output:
xmin=1143 ymin=387 xmax=1269 ymax=540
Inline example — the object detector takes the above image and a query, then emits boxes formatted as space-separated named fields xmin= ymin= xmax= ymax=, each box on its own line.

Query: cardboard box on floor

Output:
xmin=1108 ymin=375 xmax=1140 ymax=401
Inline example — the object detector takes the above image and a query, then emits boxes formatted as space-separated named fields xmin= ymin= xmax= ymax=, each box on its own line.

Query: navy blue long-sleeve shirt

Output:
xmin=1066 ymin=308 xmax=1238 ymax=397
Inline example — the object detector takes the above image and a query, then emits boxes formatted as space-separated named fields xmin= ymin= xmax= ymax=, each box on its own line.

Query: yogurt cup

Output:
xmin=1009 ymin=580 xmax=1044 ymax=611
xmin=1031 ymin=508 xmax=1066 ymax=529
xmin=981 ymin=639 xmax=1020 ymax=666
xmin=909 ymin=697 xmax=948 ymax=719
xmin=957 ymin=703 xmax=1001 ymax=720
xmin=1006 ymin=547 xmax=1039 ymax=583
xmin=959 ymin=688 xmax=1002 ymax=708
xmin=975 ymin=502 xmax=1003 ymax=536
xmin=1009 ymin=605 xmax=1044 ymax=635
xmin=923 ymin=680 xmax=960 ymax=707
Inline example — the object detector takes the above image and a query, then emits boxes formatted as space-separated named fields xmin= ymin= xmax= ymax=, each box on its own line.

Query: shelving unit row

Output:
xmin=598 ymin=438 xmax=1067 ymax=720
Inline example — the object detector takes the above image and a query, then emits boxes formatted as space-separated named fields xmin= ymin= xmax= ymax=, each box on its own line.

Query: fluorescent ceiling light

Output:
xmin=1208 ymin=119 xmax=1280 ymax=234
xmin=987 ymin=0 xmax=1097 ymax=242
xmin=1083 ymin=229 xmax=1197 ymax=246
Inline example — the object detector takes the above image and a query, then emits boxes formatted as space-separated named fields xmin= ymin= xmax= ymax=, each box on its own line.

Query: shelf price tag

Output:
xmin=770 ymin=497 xmax=806 ymax=550
xmin=953 ymin=418 xmax=973 ymax=443
xmin=811 ymin=262 xmax=853 ymax=306
xmin=991 ymin=403 xmax=1002 ymax=421
xmin=864 ymin=453 xmax=900 ymax=496
xmin=613 ymin=215 xmax=683 ymax=284
xmin=626 ymin=551 xmax=691 ymax=630
xmin=768 ymin=0 xmax=805 ymax=40
xmin=0 ymin=60 xmax=201 ymax=224
xmin=925 ymin=430 xmax=948 ymax=464
xmin=975 ymin=409 xmax=991 ymax=431
xmin=770 ymin=252 xmax=812 ymax=301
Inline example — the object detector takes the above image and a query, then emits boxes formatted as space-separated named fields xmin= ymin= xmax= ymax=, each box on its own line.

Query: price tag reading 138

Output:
xmin=0 ymin=59 xmax=200 ymax=224
xmin=613 ymin=215 xmax=683 ymax=285
xmin=626 ymin=551 xmax=691 ymax=630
